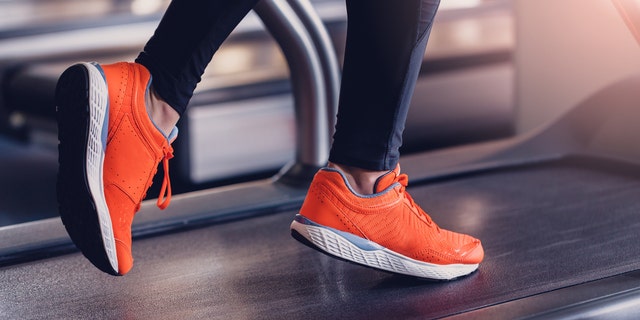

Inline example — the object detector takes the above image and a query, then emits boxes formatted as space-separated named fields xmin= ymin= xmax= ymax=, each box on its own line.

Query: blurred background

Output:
xmin=0 ymin=0 xmax=638 ymax=227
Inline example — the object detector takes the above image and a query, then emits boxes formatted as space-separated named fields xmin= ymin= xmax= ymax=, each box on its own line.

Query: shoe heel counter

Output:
xmin=299 ymin=172 xmax=364 ymax=237
xmin=299 ymin=178 xmax=331 ymax=222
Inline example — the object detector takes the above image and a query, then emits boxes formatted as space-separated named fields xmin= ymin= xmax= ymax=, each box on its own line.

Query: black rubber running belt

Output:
xmin=2 ymin=157 xmax=639 ymax=319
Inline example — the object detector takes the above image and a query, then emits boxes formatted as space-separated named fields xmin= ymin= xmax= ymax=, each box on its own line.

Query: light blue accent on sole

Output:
xmin=91 ymin=62 xmax=109 ymax=148
xmin=294 ymin=214 xmax=384 ymax=251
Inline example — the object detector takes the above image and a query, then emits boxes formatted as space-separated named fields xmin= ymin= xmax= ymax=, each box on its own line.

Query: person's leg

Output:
xmin=293 ymin=0 xmax=484 ymax=280
xmin=56 ymin=0 xmax=258 ymax=276
xmin=136 ymin=0 xmax=259 ymax=120
xmin=330 ymin=0 xmax=438 ymax=170
xmin=327 ymin=0 xmax=440 ymax=195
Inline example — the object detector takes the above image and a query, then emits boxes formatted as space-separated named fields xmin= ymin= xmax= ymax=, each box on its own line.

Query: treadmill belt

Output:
xmin=2 ymin=158 xmax=640 ymax=319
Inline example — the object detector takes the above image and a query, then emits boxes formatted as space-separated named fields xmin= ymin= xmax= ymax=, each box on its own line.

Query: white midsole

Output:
xmin=291 ymin=219 xmax=478 ymax=280
xmin=82 ymin=62 xmax=118 ymax=272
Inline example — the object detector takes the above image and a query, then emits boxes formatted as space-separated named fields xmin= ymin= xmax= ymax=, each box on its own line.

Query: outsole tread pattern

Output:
xmin=56 ymin=63 xmax=119 ymax=276
xmin=291 ymin=217 xmax=478 ymax=280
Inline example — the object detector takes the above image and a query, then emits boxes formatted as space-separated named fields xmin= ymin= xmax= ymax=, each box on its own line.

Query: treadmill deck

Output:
xmin=2 ymin=158 xmax=639 ymax=319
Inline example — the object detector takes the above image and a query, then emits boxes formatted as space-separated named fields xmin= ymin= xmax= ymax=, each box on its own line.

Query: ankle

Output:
xmin=328 ymin=162 xmax=386 ymax=195
xmin=145 ymin=86 xmax=180 ymax=137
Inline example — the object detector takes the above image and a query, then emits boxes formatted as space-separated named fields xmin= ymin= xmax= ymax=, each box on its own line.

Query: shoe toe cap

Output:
xmin=460 ymin=239 xmax=484 ymax=264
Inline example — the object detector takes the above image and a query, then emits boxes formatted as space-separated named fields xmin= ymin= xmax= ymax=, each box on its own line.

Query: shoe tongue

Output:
xmin=373 ymin=164 xmax=401 ymax=193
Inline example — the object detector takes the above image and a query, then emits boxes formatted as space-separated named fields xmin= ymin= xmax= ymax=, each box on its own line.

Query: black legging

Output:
xmin=136 ymin=0 xmax=440 ymax=171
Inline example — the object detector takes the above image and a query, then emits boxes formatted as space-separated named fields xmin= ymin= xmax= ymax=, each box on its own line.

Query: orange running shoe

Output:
xmin=291 ymin=165 xmax=483 ymax=280
xmin=56 ymin=62 xmax=176 ymax=276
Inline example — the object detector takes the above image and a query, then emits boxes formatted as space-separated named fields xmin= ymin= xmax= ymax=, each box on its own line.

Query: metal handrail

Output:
xmin=254 ymin=0 xmax=340 ymax=186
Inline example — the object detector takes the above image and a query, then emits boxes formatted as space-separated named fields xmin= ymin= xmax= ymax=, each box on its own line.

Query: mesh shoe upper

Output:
xmin=299 ymin=165 xmax=484 ymax=265
xmin=101 ymin=62 xmax=176 ymax=274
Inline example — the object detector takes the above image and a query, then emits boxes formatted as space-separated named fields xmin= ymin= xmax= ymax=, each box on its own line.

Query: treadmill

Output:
xmin=1 ymin=0 xmax=640 ymax=318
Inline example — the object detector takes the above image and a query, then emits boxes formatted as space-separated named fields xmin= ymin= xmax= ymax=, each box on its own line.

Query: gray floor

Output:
xmin=2 ymin=158 xmax=640 ymax=319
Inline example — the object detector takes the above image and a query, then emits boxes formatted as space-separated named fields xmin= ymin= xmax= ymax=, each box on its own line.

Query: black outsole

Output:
xmin=56 ymin=64 xmax=118 ymax=276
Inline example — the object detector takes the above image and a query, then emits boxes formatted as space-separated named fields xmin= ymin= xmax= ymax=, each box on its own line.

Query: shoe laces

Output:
xmin=397 ymin=173 xmax=438 ymax=230
xmin=156 ymin=146 xmax=174 ymax=210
